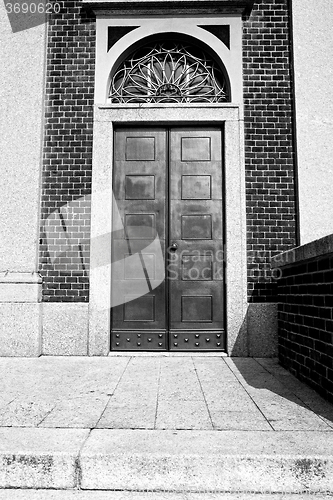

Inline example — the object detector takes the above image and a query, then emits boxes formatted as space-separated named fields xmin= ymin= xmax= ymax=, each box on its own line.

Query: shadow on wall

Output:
xmin=231 ymin=357 xmax=333 ymax=428
xmin=230 ymin=301 xmax=278 ymax=358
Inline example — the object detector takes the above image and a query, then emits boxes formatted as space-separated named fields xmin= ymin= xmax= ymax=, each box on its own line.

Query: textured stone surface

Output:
xmin=272 ymin=233 xmax=333 ymax=268
xmin=0 ymin=303 xmax=41 ymax=356
xmin=42 ymin=303 xmax=89 ymax=355
xmin=80 ymin=429 xmax=333 ymax=491
xmin=0 ymin=3 xmax=45 ymax=271
xmin=0 ymin=283 xmax=41 ymax=303
xmin=0 ymin=272 xmax=42 ymax=302
xmin=293 ymin=0 xmax=333 ymax=244
xmin=0 ymin=492 xmax=329 ymax=500
xmin=1 ymin=426 xmax=333 ymax=492
xmin=0 ymin=356 xmax=331 ymax=432
xmin=0 ymin=428 xmax=89 ymax=489
xmin=97 ymin=397 xmax=157 ymax=429
xmin=156 ymin=398 xmax=213 ymax=430
xmin=38 ymin=394 xmax=109 ymax=428
xmin=224 ymin=119 xmax=248 ymax=356
xmin=247 ymin=303 xmax=278 ymax=357
xmin=209 ymin=409 xmax=272 ymax=431
xmin=0 ymin=357 xmax=332 ymax=491
xmin=0 ymin=357 xmax=128 ymax=428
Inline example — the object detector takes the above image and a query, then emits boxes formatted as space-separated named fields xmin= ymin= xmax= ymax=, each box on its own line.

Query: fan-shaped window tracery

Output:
xmin=109 ymin=40 xmax=230 ymax=103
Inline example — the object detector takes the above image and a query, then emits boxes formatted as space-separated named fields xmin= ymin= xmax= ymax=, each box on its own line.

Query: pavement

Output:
xmin=0 ymin=355 xmax=333 ymax=498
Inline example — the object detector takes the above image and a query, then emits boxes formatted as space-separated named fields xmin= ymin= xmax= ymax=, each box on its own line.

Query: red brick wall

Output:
xmin=39 ymin=0 xmax=298 ymax=303
xmin=277 ymin=255 xmax=333 ymax=403
xmin=243 ymin=0 xmax=297 ymax=302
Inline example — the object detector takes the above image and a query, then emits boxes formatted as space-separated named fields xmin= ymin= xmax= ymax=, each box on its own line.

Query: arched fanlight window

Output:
xmin=109 ymin=39 xmax=230 ymax=103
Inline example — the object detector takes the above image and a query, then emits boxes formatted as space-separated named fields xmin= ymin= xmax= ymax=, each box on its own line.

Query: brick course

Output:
xmin=243 ymin=0 xmax=297 ymax=302
xmin=39 ymin=0 xmax=298 ymax=303
xmin=277 ymin=255 xmax=333 ymax=403
xmin=39 ymin=1 xmax=95 ymax=301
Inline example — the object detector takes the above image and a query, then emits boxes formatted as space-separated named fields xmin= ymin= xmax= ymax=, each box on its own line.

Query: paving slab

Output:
xmin=97 ymin=398 xmax=157 ymax=429
xmin=204 ymin=395 xmax=262 ymax=411
xmin=0 ymin=357 xmax=129 ymax=428
xmin=38 ymin=394 xmax=109 ymax=428
xmin=209 ymin=409 xmax=272 ymax=431
xmin=158 ymin=359 xmax=204 ymax=401
xmin=155 ymin=399 xmax=212 ymax=429
xmin=0 ymin=398 xmax=55 ymax=427
xmin=0 ymin=356 xmax=332 ymax=432
xmin=0 ymin=428 xmax=89 ymax=489
xmin=80 ymin=429 xmax=333 ymax=492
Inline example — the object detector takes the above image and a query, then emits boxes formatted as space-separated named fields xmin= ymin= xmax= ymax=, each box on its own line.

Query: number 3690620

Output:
xmin=5 ymin=2 xmax=61 ymax=14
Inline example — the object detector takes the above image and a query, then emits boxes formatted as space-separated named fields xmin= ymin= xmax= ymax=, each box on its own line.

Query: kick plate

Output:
xmin=169 ymin=330 xmax=225 ymax=351
xmin=111 ymin=331 xmax=167 ymax=351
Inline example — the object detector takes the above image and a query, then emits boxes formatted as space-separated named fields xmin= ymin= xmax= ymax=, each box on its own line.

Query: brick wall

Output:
xmin=39 ymin=1 xmax=95 ymax=302
xmin=39 ymin=0 xmax=298 ymax=303
xmin=243 ymin=0 xmax=297 ymax=302
xmin=274 ymin=247 xmax=333 ymax=403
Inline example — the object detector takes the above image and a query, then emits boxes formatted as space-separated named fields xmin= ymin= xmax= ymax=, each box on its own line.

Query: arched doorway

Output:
xmin=109 ymin=38 xmax=228 ymax=351
xmin=88 ymin=18 xmax=248 ymax=356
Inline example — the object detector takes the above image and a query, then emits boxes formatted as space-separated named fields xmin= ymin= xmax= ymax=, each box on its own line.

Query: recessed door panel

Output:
xmin=125 ymin=175 xmax=156 ymax=200
xmin=124 ymin=296 xmax=155 ymax=322
xmin=181 ymin=175 xmax=212 ymax=200
xmin=181 ymin=137 xmax=212 ymax=161
xmin=125 ymin=136 xmax=156 ymax=161
xmin=111 ymin=127 xmax=225 ymax=351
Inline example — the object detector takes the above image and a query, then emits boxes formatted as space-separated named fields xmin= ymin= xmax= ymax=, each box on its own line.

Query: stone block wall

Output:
xmin=272 ymin=235 xmax=333 ymax=403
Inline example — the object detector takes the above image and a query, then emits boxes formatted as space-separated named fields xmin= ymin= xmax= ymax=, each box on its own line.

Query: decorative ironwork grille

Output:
xmin=109 ymin=41 xmax=229 ymax=103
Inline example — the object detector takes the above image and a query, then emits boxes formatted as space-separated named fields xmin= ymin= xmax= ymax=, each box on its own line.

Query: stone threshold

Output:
xmin=108 ymin=351 xmax=229 ymax=357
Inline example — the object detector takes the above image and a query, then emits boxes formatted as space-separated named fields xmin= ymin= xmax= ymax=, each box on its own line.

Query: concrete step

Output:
xmin=0 ymin=428 xmax=333 ymax=494
xmin=0 ymin=492 xmax=330 ymax=500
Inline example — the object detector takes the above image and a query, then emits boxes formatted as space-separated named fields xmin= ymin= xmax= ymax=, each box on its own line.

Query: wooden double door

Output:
xmin=111 ymin=127 xmax=225 ymax=351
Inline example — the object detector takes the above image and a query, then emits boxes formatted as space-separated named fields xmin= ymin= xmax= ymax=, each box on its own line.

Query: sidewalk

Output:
xmin=0 ymin=355 xmax=333 ymax=495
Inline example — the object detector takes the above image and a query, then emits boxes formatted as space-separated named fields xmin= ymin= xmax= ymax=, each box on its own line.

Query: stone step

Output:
xmin=0 ymin=428 xmax=333 ymax=494
xmin=0 ymin=492 xmax=330 ymax=500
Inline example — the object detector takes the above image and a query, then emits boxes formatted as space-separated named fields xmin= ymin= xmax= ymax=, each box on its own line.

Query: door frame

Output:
xmin=88 ymin=104 xmax=248 ymax=355
xmin=111 ymin=126 xmax=226 ymax=351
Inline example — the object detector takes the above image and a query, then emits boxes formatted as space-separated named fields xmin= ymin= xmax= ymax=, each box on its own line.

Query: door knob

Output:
xmin=170 ymin=242 xmax=178 ymax=251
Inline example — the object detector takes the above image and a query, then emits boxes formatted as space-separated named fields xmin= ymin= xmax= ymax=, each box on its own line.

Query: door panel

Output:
xmin=169 ymin=129 xmax=224 ymax=350
xmin=111 ymin=129 xmax=167 ymax=350
xmin=111 ymin=127 xmax=225 ymax=351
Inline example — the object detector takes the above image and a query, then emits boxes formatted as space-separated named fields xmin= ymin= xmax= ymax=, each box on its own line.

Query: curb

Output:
xmin=0 ymin=429 xmax=333 ymax=493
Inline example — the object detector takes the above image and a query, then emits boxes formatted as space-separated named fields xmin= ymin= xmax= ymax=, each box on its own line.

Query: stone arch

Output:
xmin=94 ymin=20 xmax=242 ymax=105
xmin=106 ymin=33 xmax=232 ymax=104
